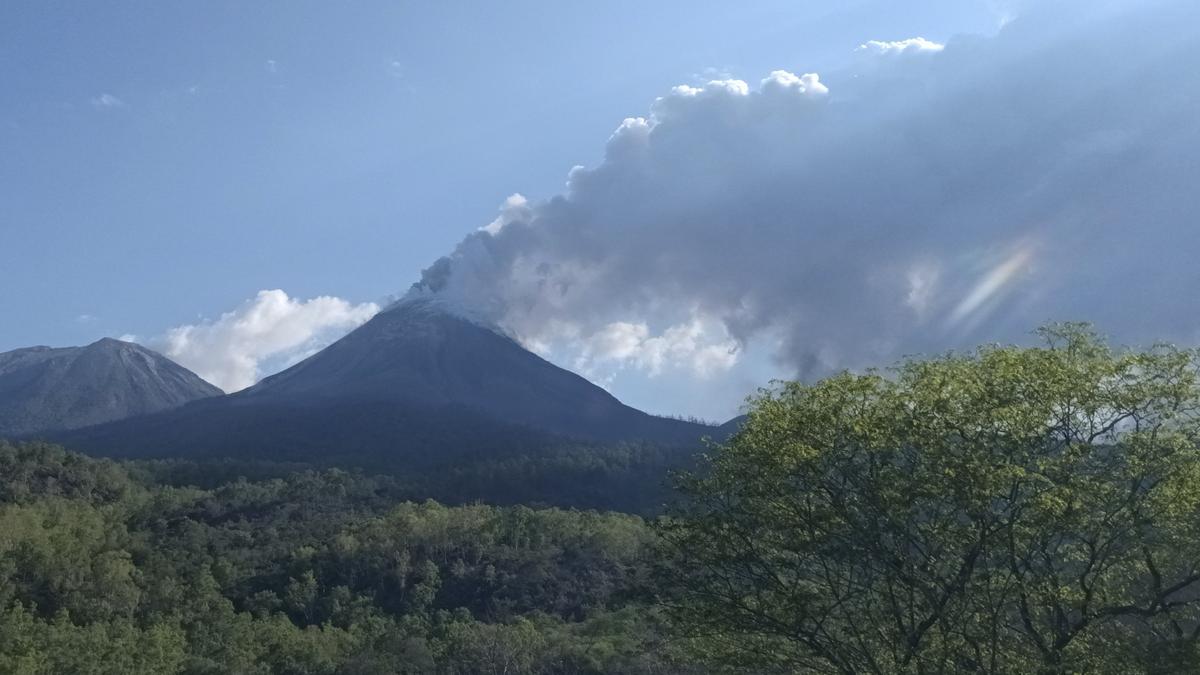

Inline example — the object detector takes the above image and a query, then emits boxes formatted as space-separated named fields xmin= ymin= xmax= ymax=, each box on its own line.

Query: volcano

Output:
xmin=241 ymin=299 xmax=706 ymax=442
xmin=0 ymin=338 xmax=222 ymax=438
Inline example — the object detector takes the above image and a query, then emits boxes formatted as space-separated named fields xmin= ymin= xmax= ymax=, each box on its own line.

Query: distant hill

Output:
xmin=53 ymin=300 xmax=715 ymax=464
xmin=0 ymin=338 xmax=222 ymax=437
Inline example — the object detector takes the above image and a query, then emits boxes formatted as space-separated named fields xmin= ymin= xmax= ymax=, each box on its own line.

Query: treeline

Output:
xmin=130 ymin=440 xmax=699 ymax=515
xmin=0 ymin=441 xmax=702 ymax=674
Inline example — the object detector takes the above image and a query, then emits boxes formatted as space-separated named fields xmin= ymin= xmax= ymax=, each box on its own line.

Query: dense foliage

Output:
xmin=663 ymin=325 xmax=1200 ymax=673
xmin=0 ymin=441 xmax=700 ymax=674
xmin=126 ymin=438 xmax=698 ymax=515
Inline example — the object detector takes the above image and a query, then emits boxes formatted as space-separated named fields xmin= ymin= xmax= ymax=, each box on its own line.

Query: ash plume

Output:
xmin=404 ymin=0 xmax=1200 ymax=390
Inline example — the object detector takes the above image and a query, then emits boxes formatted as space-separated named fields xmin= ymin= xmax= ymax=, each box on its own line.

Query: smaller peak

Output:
xmin=87 ymin=337 xmax=142 ymax=351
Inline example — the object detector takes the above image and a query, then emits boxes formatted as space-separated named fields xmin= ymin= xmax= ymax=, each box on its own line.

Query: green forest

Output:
xmin=0 ymin=441 xmax=700 ymax=674
xmin=5 ymin=326 xmax=1200 ymax=673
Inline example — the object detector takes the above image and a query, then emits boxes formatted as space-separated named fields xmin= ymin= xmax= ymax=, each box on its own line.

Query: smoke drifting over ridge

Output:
xmin=407 ymin=0 xmax=1200 ymax=390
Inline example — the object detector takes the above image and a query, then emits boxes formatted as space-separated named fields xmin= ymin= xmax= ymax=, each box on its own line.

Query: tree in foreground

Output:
xmin=662 ymin=325 xmax=1200 ymax=674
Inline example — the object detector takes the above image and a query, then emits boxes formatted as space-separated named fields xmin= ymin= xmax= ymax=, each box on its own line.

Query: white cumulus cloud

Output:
xmin=571 ymin=317 xmax=739 ymax=380
xmin=857 ymin=37 xmax=946 ymax=55
xmin=151 ymin=290 xmax=378 ymax=392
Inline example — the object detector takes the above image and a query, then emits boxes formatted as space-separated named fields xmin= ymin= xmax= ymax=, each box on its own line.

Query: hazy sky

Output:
xmin=5 ymin=1 xmax=1195 ymax=420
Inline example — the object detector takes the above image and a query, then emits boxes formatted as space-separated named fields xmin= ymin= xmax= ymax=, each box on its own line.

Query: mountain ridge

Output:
xmin=51 ymin=301 xmax=715 ymax=462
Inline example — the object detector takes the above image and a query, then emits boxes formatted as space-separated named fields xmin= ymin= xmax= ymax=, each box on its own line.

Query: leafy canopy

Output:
xmin=664 ymin=324 xmax=1200 ymax=673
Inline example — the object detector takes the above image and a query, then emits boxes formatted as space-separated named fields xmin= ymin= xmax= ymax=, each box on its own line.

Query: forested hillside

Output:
xmin=0 ymin=441 xmax=701 ymax=674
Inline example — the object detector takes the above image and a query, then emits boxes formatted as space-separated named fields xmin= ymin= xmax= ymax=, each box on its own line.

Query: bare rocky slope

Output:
xmin=0 ymin=338 xmax=223 ymax=437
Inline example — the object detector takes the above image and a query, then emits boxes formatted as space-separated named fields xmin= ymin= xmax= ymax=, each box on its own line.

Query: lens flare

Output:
xmin=948 ymin=245 xmax=1035 ymax=329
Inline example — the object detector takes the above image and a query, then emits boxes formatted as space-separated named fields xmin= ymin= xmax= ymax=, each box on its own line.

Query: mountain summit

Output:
xmin=243 ymin=298 xmax=701 ymax=442
xmin=0 ymin=338 xmax=222 ymax=437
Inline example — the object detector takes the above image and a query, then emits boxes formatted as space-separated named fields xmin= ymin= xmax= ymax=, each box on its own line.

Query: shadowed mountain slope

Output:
xmin=242 ymin=299 xmax=709 ymax=443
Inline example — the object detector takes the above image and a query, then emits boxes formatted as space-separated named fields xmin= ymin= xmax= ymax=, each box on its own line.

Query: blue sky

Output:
xmin=9 ymin=1 xmax=1194 ymax=420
